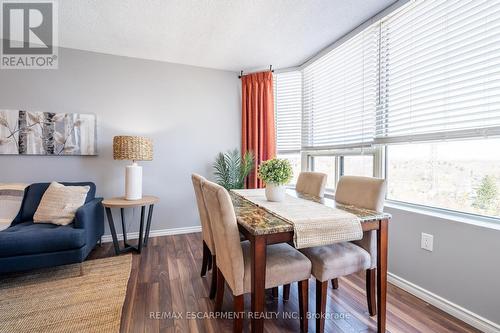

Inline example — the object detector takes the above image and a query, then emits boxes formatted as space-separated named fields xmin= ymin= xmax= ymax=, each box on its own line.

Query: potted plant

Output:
xmin=213 ymin=149 xmax=254 ymax=190
xmin=258 ymin=158 xmax=293 ymax=202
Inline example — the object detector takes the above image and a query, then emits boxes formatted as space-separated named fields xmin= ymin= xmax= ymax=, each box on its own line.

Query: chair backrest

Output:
xmin=296 ymin=172 xmax=328 ymax=198
xmin=201 ymin=179 xmax=244 ymax=295
xmin=15 ymin=182 xmax=96 ymax=225
xmin=335 ymin=176 xmax=386 ymax=212
xmin=191 ymin=174 xmax=215 ymax=253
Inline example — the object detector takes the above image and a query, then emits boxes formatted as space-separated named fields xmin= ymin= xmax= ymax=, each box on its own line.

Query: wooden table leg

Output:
xmin=251 ymin=236 xmax=266 ymax=333
xmin=377 ymin=219 xmax=388 ymax=333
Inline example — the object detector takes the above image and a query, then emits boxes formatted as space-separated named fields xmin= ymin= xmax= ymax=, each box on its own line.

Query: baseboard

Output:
xmin=101 ymin=226 xmax=202 ymax=243
xmin=388 ymin=273 xmax=500 ymax=333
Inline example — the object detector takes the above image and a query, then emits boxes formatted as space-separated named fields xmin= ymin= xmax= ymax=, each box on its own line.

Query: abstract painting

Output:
xmin=0 ymin=110 xmax=97 ymax=155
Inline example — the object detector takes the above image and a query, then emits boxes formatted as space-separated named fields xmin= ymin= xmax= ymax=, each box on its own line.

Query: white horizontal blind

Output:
xmin=274 ymin=71 xmax=302 ymax=152
xmin=376 ymin=0 xmax=500 ymax=144
xmin=302 ymin=23 xmax=379 ymax=150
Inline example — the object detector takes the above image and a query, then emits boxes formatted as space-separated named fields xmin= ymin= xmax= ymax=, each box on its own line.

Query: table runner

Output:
xmin=232 ymin=189 xmax=363 ymax=249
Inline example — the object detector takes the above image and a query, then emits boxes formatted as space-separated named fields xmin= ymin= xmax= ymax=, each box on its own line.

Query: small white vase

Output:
xmin=265 ymin=183 xmax=285 ymax=202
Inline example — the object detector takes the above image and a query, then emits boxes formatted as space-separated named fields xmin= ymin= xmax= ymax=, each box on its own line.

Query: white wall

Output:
xmin=386 ymin=204 xmax=500 ymax=327
xmin=0 ymin=46 xmax=241 ymax=233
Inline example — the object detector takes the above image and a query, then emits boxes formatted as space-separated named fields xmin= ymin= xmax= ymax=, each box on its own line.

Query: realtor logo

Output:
xmin=1 ymin=0 xmax=58 ymax=69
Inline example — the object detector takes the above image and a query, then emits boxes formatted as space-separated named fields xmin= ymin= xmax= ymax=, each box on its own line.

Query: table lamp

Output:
xmin=113 ymin=136 xmax=153 ymax=200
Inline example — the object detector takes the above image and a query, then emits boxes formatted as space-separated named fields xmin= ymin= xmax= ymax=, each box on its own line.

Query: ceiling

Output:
xmin=58 ymin=0 xmax=397 ymax=72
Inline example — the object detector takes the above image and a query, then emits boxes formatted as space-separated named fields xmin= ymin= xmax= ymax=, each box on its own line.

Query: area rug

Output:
xmin=0 ymin=255 xmax=132 ymax=333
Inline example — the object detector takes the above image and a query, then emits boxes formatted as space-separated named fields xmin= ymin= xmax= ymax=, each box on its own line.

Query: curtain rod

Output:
xmin=238 ymin=65 xmax=274 ymax=78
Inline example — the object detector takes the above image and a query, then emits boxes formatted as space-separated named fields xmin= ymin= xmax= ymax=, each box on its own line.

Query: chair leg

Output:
xmin=316 ymin=279 xmax=328 ymax=333
xmin=207 ymin=251 xmax=213 ymax=271
xmin=283 ymin=283 xmax=291 ymax=301
xmin=331 ymin=278 xmax=339 ymax=290
xmin=215 ymin=268 xmax=225 ymax=312
xmin=233 ymin=294 xmax=244 ymax=333
xmin=201 ymin=240 xmax=209 ymax=277
xmin=298 ymin=280 xmax=309 ymax=333
xmin=209 ymin=255 xmax=217 ymax=299
xmin=272 ymin=287 xmax=279 ymax=299
xmin=366 ymin=268 xmax=377 ymax=316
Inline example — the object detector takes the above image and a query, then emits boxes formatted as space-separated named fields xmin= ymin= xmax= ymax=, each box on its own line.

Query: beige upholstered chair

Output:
xmin=202 ymin=179 xmax=312 ymax=333
xmin=191 ymin=174 xmax=217 ymax=299
xmin=300 ymin=175 xmax=387 ymax=333
xmin=296 ymin=172 xmax=328 ymax=198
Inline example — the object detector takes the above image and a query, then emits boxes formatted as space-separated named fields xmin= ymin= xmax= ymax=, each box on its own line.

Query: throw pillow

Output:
xmin=34 ymin=182 xmax=90 ymax=225
xmin=0 ymin=183 xmax=27 ymax=231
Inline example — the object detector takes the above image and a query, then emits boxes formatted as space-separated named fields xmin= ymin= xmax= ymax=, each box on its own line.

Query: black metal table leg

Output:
xmin=137 ymin=206 xmax=145 ymax=253
xmin=105 ymin=207 xmax=121 ymax=255
xmin=144 ymin=204 xmax=154 ymax=247
xmin=120 ymin=208 xmax=128 ymax=245
xmin=103 ymin=199 xmax=157 ymax=255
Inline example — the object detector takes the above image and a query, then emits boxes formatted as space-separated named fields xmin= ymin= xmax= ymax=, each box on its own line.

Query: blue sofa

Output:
xmin=0 ymin=182 xmax=104 ymax=274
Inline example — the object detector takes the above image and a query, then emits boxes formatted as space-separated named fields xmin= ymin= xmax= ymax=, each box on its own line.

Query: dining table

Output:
xmin=230 ymin=189 xmax=391 ymax=333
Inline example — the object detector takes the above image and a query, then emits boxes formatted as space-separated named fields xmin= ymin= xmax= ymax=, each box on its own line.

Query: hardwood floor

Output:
xmin=88 ymin=233 xmax=480 ymax=333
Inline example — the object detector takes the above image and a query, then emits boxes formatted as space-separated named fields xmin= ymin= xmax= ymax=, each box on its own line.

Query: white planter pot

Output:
xmin=265 ymin=183 xmax=285 ymax=202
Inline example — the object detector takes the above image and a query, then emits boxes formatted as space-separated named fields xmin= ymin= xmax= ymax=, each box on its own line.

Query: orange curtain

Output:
xmin=241 ymin=71 xmax=276 ymax=188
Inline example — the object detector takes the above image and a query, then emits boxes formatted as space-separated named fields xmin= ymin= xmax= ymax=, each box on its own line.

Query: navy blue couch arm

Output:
xmin=74 ymin=198 xmax=104 ymax=251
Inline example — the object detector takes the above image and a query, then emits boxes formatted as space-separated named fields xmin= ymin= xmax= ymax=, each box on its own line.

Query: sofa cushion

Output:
xmin=34 ymin=182 xmax=90 ymax=225
xmin=18 ymin=182 xmax=96 ymax=224
xmin=0 ymin=222 xmax=86 ymax=258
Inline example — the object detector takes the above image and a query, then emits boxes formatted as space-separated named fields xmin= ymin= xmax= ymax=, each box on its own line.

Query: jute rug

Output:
xmin=0 ymin=255 xmax=132 ymax=333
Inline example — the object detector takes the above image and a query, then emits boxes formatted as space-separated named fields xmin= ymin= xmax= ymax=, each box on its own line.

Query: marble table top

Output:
xmin=231 ymin=189 xmax=391 ymax=236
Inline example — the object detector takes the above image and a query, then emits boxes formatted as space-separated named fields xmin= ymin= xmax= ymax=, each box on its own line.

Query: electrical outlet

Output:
xmin=421 ymin=233 xmax=433 ymax=251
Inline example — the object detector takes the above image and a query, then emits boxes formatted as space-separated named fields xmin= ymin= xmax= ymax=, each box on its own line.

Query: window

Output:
xmin=274 ymin=71 xmax=302 ymax=153
xmin=302 ymin=22 xmax=378 ymax=150
xmin=311 ymin=156 xmax=336 ymax=189
xmin=376 ymin=0 xmax=500 ymax=144
xmin=342 ymin=155 xmax=374 ymax=177
xmin=276 ymin=153 xmax=301 ymax=185
xmin=387 ymin=138 xmax=500 ymax=218
xmin=309 ymin=150 xmax=378 ymax=191
xmin=274 ymin=71 xmax=303 ymax=185
xmin=273 ymin=0 xmax=500 ymax=221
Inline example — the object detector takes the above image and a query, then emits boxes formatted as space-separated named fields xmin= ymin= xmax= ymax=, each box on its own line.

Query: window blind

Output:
xmin=274 ymin=71 xmax=302 ymax=152
xmin=302 ymin=23 xmax=379 ymax=150
xmin=376 ymin=0 xmax=500 ymax=144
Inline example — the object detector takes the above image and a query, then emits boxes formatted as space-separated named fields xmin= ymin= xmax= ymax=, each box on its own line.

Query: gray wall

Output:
xmin=0 ymin=46 xmax=241 ymax=233
xmin=386 ymin=205 xmax=500 ymax=325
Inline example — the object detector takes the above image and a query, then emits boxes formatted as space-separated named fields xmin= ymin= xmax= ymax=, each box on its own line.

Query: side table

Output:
xmin=102 ymin=196 xmax=159 ymax=255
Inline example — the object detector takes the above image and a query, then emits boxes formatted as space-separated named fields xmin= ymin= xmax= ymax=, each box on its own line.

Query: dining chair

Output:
xmin=202 ymin=179 xmax=312 ymax=333
xmin=300 ymin=175 xmax=387 ymax=333
xmin=191 ymin=174 xmax=217 ymax=299
xmin=296 ymin=172 xmax=328 ymax=198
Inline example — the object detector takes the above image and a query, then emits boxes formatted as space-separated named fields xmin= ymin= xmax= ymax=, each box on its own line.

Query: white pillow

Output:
xmin=0 ymin=184 xmax=26 ymax=230
xmin=34 ymin=182 xmax=90 ymax=226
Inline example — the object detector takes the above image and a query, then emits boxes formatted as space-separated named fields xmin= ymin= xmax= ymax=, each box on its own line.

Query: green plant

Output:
xmin=257 ymin=158 xmax=293 ymax=185
xmin=473 ymin=175 xmax=498 ymax=212
xmin=213 ymin=149 xmax=255 ymax=190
